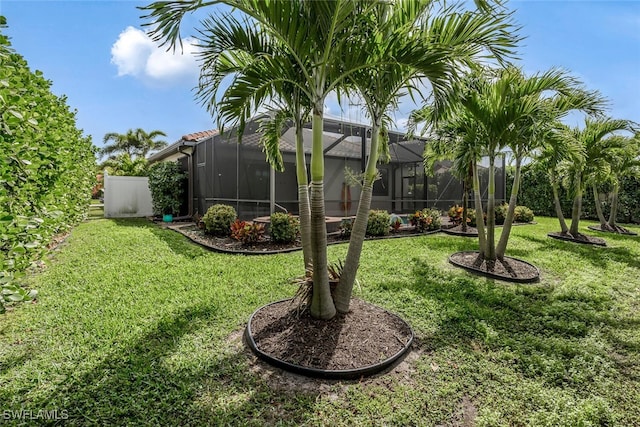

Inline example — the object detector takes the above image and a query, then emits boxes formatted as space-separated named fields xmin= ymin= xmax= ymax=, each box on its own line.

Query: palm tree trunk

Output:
xmin=485 ymin=155 xmax=496 ymax=260
xmin=461 ymin=168 xmax=471 ymax=233
xmin=309 ymin=111 xmax=335 ymax=320
xmin=608 ymin=180 xmax=620 ymax=228
xmin=295 ymin=124 xmax=312 ymax=271
xmin=592 ymin=183 xmax=607 ymax=227
xmin=496 ymin=157 xmax=521 ymax=259
xmin=335 ymin=122 xmax=381 ymax=314
xmin=472 ymin=162 xmax=488 ymax=256
xmin=550 ymin=172 xmax=569 ymax=233
xmin=569 ymin=172 xmax=583 ymax=236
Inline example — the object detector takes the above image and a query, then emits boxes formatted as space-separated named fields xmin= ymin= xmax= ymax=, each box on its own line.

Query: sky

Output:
xmin=1 ymin=0 xmax=639 ymax=155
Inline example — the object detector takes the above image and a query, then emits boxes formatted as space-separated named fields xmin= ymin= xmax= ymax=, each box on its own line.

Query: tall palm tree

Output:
xmin=335 ymin=1 xmax=518 ymax=313
xmin=101 ymin=128 xmax=167 ymax=160
xmin=142 ymin=0 xmax=518 ymax=318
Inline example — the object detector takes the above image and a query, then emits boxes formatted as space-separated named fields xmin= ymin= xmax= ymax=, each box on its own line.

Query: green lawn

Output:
xmin=1 ymin=217 xmax=638 ymax=426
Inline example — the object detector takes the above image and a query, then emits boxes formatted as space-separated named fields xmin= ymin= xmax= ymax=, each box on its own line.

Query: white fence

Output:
xmin=103 ymin=174 xmax=154 ymax=218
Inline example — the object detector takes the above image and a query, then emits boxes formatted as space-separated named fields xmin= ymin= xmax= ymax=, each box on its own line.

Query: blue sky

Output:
xmin=1 ymin=1 xmax=639 ymax=154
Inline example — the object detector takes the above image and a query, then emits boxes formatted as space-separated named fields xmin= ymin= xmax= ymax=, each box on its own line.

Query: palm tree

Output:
xmin=142 ymin=0 xmax=518 ymax=318
xmin=589 ymin=131 xmax=639 ymax=233
xmin=413 ymin=66 xmax=605 ymax=263
xmin=536 ymin=124 xmax=582 ymax=234
xmin=335 ymin=1 xmax=518 ymax=313
xmin=101 ymin=128 xmax=167 ymax=160
xmin=556 ymin=118 xmax=635 ymax=238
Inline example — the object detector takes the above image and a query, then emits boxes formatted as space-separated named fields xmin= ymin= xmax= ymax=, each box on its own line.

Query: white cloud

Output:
xmin=111 ymin=26 xmax=199 ymax=84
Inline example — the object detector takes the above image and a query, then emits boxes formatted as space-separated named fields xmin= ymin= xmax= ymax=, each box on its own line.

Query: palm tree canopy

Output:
xmin=100 ymin=128 xmax=167 ymax=160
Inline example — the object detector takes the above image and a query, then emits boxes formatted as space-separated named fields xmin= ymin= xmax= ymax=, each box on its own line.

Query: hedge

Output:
xmin=1 ymin=22 xmax=96 ymax=312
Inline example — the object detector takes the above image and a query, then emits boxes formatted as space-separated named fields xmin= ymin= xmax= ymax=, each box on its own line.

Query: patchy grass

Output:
xmin=1 ymin=217 xmax=638 ymax=426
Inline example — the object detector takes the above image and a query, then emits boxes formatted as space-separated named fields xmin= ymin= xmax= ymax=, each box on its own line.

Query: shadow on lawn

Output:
xmin=517 ymin=233 xmax=640 ymax=270
xmin=403 ymin=257 xmax=637 ymax=387
xmin=112 ymin=218 xmax=208 ymax=259
xmin=26 ymin=304 xmax=318 ymax=426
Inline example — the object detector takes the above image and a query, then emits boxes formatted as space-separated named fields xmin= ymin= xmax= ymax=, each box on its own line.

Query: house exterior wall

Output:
xmin=103 ymin=174 xmax=154 ymax=218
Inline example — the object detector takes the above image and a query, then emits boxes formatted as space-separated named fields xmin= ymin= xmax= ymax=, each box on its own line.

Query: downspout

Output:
xmin=178 ymin=146 xmax=194 ymax=217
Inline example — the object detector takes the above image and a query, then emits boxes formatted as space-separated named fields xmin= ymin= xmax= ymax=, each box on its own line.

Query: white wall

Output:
xmin=103 ymin=174 xmax=154 ymax=218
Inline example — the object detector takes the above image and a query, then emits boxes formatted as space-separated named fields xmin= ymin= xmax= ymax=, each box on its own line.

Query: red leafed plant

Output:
xmin=230 ymin=220 xmax=265 ymax=244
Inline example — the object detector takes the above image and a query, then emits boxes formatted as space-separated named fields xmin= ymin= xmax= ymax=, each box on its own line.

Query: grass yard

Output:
xmin=1 ymin=217 xmax=639 ymax=426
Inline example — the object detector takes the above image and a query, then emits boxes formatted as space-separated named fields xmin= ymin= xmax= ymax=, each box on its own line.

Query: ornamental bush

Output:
xmin=366 ymin=210 xmax=390 ymax=236
xmin=410 ymin=208 xmax=442 ymax=232
xmin=202 ymin=204 xmax=237 ymax=237
xmin=269 ymin=212 xmax=299 ymax=243
xmin=514 ymin=206 xmax=534 ymax=223
xmin=147 ymin=161 xmax=186 ymax=216
xmin=1 ymin=23 xmax=96 ymax=313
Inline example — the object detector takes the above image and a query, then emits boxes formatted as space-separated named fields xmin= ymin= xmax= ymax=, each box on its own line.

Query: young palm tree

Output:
xmin=557 ymin=118 xmax=635 ymax=238
xmin=412 ymin=66 xmax=605 ymax=263
xmin=142 ymin=0 xmax=518 ymax=318
xmin=101 ymin=128 xmax=167 ymax=160
xmin=590 ymin=132 xmax=639 ymax=233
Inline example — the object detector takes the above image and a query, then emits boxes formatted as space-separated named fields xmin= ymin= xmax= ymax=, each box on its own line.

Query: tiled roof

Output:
xmin=182 ymin=129 xmax=219 ymax=142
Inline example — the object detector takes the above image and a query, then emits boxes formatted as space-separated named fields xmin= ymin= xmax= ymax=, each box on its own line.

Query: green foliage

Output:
xmin=230 ymin=219 xmax=265 ymax=244
xmin=447 ymin=205 xmax=473 ymax=226
xmin=269 ymin=212 xmax=299 ymax=243
xmin=202 ymin=204 xmax=237 ymax=237
xmin=496 ymin=203 xmax=508 ymax=225
xmin=0 ymin=25 xmax=95 ymax=312
xmin=515 ymin=205 xmax=535 ymax=223
xmin=339 ymin=218 xmax=353 ymax=238
xmin=409 ymin=208 xmax=442 ymax=232
xmin=466 ymin=208 xmax=478 ymax=227
xmin=147 ymin=162 xmax=186 ymax=216
xmin=366 ymin=210 xmax=390 ymax=236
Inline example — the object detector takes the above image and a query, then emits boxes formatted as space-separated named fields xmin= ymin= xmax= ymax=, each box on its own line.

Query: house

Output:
xmin=148 ymin=116 xmax=506 ymax=220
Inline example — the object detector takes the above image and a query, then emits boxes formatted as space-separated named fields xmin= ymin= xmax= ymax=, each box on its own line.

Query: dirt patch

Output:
xmin=247 ymin=298 xmax=412 ymax=375
xmin=442 ymin=224 xmax=479 ymax=237
xmin=449 ymin=251 xmax=540 ymax=283
xmin=547 ymin=231 xmax=607 ymax=246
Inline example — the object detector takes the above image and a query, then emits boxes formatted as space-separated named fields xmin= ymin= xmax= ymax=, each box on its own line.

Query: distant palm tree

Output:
xmin=557 ymin=117 xmax=634 ymax=237
xmin=101 ymin=128 xmax=167 ymax=160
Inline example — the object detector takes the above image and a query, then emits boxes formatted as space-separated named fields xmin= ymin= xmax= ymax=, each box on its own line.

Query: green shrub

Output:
xmin=147 ymin=162 xmax=186 ymax=216
xmin=270 ymin=212 xmax=299 ymax=243
xmin=230 ymin=219 xmax=265 ymax=244
xmin=202 ymin=204 xmax=237 ymax=237
xmin=409 ymin=208 xmax=442 ymax=232
xmin=339 ymin=218 xmax=353 ymax=238
xmin=366 ymin=210 xmax=390 ymax=236
xmin=515 ymin=205 xmax=534 ymax=223
xmin=495 ymin=203 xmax=508 ymax=225
xmin=467 ymin=208 xmax=477 ymax=227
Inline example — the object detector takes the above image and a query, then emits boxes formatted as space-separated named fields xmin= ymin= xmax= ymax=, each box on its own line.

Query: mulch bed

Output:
xmin=442 ymin=224 xmax=479 ymax=237
xmin=587 ymin=224 xmax=638 ymax=236
xmin=168 ymin=223 xmax=437 ymax=255
xmin=547 ymin=231 xmax=607 ymax=246
xmin=449 ymin=251 xmax=540 ymax=283
xmin=246 ymin=298 xmax=413 ymax=375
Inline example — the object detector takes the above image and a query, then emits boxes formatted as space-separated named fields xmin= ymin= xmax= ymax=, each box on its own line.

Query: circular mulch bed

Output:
xmin=442 ymin=224 xmax=479 ymax=237
xmin=245 ymin=298 xmax=413 ymax=379
xmin=587 ymin=225 xmax=638 ymax=236
xmin=547 ymin=231 xmax=607 ymax=246
xmin=449 ymin=251 xmax=540 ymax=283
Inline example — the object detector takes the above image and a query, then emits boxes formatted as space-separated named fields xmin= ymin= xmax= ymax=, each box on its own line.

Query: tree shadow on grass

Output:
xmin=21 ymin=304 xmax=320 ymax=426
xmin=517 ymin=233 xmax=640 ymax=270
xmin=400 ymin=258 xmax=637 ymax=388
xmin=112 ymin=218 xmax=208 ymax=260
